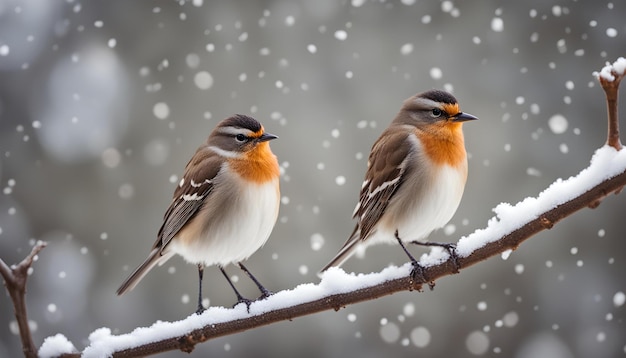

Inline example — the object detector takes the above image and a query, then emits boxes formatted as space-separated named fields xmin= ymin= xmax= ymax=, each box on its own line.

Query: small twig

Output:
xmin=0 ymin=241 xmax=47 ymax=358
xmin=596 ymin=60 xmax=624 ymax=150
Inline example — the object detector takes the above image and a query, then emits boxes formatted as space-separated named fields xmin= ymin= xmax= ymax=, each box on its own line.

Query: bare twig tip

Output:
xmin=595 ymin=57 xmax=624 ymax=150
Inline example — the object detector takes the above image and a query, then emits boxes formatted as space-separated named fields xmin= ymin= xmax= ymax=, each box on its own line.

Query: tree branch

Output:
xmin=66 ymin=161 xmax=626 ymax=358
xmin=0 ymin=241 xmax=47 ymax=358
xmin=3 ymin=60 xmax=625 ymax=358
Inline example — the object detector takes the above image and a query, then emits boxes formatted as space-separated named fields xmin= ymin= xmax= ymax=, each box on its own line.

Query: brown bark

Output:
xmin=3 ymin=64 xmax=625 ymax=358
xmin=0 ymin=242 xmax=47 ymax=358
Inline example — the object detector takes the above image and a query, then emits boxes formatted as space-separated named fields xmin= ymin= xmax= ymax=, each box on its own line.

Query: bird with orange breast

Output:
xmin=321 ymin=90 xmax=477 ymax=281
xmin=117 ymin=114 xmax=280 ymax=314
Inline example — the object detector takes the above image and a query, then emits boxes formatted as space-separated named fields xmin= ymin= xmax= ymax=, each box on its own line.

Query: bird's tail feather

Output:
xmin=116 ymin=248 xmax=170 ymax=295
xmin=319 ymin=228 xmax=361 ymax=273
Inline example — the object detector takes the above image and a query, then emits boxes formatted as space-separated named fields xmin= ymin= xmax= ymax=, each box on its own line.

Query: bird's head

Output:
xmin=208 ymin=114 xmax=278 ymax=159
xmin=397 ymin=89 xmax=478 ymax=131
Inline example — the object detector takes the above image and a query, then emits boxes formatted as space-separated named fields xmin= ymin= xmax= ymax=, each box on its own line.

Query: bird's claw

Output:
xmin=234 ymin=297 xmax=254 ymax=312
xmin=410 ymin=261 xmax=435 ymax=291
xmin=443 ymin=243 xmax=460 ymax=273
xmin=258 ymin=289 xmax=273 ymax=300
xmin=411 ymin=240 xmax=460 ymax=274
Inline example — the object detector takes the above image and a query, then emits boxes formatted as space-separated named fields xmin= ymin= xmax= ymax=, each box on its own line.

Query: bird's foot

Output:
xmin=395 ymin=230 xmax=435 ymax=290
xmin=237 ymin=262 xmax=273 ymax=302
xmin=410 ymin=261 xmax=435 ymax=291
xmin=195 ymin=304 xmax=206 ymax=315
xmin=257 ymin=288 xmax=273 ymax=300
xmin=233 ymin=296 xmax=254 ymax=312
xmin=411 ymin=241 xmax=460 ymax=274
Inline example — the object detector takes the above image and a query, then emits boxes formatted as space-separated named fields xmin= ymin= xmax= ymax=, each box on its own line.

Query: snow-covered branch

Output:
xmin=48 ymin=145 xmax=626 ymax=358
xmin=3 ymin=58 xmax=626 ymax=358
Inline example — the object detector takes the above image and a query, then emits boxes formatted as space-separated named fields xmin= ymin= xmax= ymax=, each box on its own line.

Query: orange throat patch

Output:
xmin=416 ymin=122 xmax=467 ymax=167
xmin=230 ymin=142 xmax=280 ymax=183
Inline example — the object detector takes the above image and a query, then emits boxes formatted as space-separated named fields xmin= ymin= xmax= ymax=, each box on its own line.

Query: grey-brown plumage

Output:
xmin=117 ymin=115 xmax=280 ymax=313
xmin=321 ymin=90 xmax=477 ymax=272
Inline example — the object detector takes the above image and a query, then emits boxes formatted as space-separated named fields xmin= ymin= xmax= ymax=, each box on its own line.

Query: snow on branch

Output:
xmin=2 ymin=58 xmax=626 ymax=358
xmin=593 ymin=57 xmax=626 ymax=83
xmin=45 ymin=145 xmax=626 ymax=358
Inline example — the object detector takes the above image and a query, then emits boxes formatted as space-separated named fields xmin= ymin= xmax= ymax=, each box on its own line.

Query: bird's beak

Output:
xmin=452 ymin=112 xmax=479 ymax=122
xmin=258 ymin=132 xmax=278 ymax=142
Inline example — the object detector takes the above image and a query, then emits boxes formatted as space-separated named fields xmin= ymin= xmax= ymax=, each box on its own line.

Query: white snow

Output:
xmin=39 ymin=334 xmax=77 ymax=358
xmin=429 ymin=67 xmax=443 ymax=80
xmin=503 ymin=311 xmax=519 ymax=327
xmin=67 ymin=265 xmax=408 ymax=357
xmin=400 ymin=43 xmax=414 ymax=55
xmin=456 ymin=145 xmax=626 ymax=257
xmin=379 ymin=321 xmax=401 ymax=343
xmin=403 ymin=303 xmax=415 ymax=316
xmin=153 ymin=102 xmax=170 ymax=120
xmin=593 ymin=57 xmax=626 ymax=81
xmin=39 ymin=120 xmax=626 ymax=357
xmin=614 ymin=57 xmax=626 ymax=76
xmin=351 ymin=0 xmax=366 ymax=7
xmin=606 ymin=28 xmax=617 ymax=38
xmin=614 ymin=291 xmax=625 ymax=307
xmin=466 ymin=330 xmax=490 ymax=355
xmin=410 ymin=326 xmax=431 ymax=348
xmin=194 ymin=71 xmax=214 ymax=90
xmin=334 ymin=30 xmax=348 ymax=41
xmin=491 ymin=17 xmax=503 ymax=32
xmin=101 ymin=148 xmax=121 ymax=168
xmin=310 ymin=233 xmax=325 ymax=251
xmin=441 ymin=1 xmax=454 ymax=13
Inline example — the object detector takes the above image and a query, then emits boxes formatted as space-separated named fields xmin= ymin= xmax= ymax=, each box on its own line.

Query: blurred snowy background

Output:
xmin=1 ymin=0 xmax=625 ymax=357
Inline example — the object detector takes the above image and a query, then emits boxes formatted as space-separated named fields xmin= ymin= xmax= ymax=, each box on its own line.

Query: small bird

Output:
xmin=321 ymin=90 xmax=477 ymax=280
xmin=117 ymin=114 xmax=280 ymax=314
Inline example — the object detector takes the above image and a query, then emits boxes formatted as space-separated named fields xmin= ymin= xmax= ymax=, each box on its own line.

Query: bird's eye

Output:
xmin=235 ymin=134 xmax=246 ymax=142
xmin=431 ymin=108 xmax=443 ymax=118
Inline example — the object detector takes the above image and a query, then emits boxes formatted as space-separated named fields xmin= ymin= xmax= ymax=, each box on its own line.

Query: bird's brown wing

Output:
xmin=356 ymin=129 xmax=412 ymax=240
xmin=117 ymin=147 xmax=223 ymax=295
xmin=156 ymin=147 xmax=222 ymax=251
xmin=321 ymin=128 xmax=412 ymax=270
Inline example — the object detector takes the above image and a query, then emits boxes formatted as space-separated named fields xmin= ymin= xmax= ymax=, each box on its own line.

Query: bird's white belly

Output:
xmin=371 ymin=164 xmax=466 ymax=245
xmin=170 ymin=178 xmax=279 ymax=267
